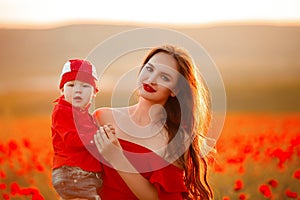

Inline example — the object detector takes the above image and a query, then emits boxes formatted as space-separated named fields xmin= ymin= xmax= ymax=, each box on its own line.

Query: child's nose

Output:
xmin=73 ymin=84 xmax=82 ymax=93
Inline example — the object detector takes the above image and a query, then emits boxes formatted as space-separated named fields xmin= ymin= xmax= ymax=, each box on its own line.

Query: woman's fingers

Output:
xmin=94 ymin=125 xmax=125 ymax=168
xmin=103 ymin=125 xmax=113 ymax=138
xmin=94 ymin=128 xmax=109 ymax=151
xmin=106 ymin=124 xmax=116 ymax=135
xmin=94 ymin=130 xmax=104 ymax=153
xmin=103 ymin=125 xmax=119 ymax=146
xmin=103 ymin=124 xmax=115 ymax=134
xmin=94 ymin=125 xmax=120 ymax=154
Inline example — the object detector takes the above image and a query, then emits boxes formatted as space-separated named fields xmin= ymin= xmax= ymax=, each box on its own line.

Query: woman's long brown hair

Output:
xmin=141 ymin=45 xmax=213 ymax=200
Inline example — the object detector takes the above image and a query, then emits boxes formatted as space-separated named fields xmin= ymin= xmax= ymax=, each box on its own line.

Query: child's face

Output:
xmin=62 ymin=80 xmax=96 ymax=109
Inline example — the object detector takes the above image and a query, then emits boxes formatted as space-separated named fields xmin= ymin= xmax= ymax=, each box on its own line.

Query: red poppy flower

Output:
xmin=234 ymin=179 xmax=243 ymax=191
xmin=10 ymin=182 xmax=20 ymax=195
xmin=0 ymin=171 xmax=6 ymax=179
xmin=22 ymin=138 xmax=31 ymax=148
xmin=239 ymin=193 xmax=246 ymax=200
xmin=2 ymin=193 xmax=9 ymax=200
xmin=0 ymin=144 xmax=6 ymax=154
xmin=293 ymin=169 xmax=300 ymax=180
xmin=8 ymin=140 xmax=18 ymax=151
xmin=290 ymin=135 xmax=300 ymax=147
xmin=268 ymin=147 xmax=293 ymax=169
xmin=268 ymin=179 xmax=278 ymax=188
xmin=19 ymin=188 xmax=44 ymax=200
xmin=227 ymin=156 xmax=245 ymax=165
xmin=285 ymin=189 xmax=298 ymax=198
xmin=0 ymin=183 xmax=6 ymax=190
xmin=214 ymin=164 xmax=225 ymax=173
xmin=222 ymin=196 xmax=230 ymax=200
xmin=8 ymin=140 xmax=19 ymax=156
xmin=259 ymin=184 xmax=272 ymax=198
xmin=32 ymin=193 xmax=45 ymax=200
xmin=36 ymin=163 xmax=44 ymax=172
xmin=243 ymin=145 xmax=253 ymax=154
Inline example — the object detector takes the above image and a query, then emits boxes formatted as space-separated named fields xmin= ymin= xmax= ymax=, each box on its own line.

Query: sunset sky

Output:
xmin=0 ymin=0 xmax=299 ymax=28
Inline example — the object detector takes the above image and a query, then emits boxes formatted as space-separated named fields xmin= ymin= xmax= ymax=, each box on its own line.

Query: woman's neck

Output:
xmin=129 ymin=98 xmax=166 ymax=126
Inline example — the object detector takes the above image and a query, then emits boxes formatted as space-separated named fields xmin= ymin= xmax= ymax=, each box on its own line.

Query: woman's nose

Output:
xmin=147 ymin=73 xmax=158 ymax=84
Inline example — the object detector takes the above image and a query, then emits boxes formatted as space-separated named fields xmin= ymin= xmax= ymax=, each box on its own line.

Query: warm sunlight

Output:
xmin=1 ymin=1 xmax=300 ymax=200
xmin=0 ymin=0 xmax=300 ymax=28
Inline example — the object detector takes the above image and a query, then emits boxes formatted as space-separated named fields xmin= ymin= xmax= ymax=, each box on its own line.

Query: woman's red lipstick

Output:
xmin=143 ymin=83 xmax=156 ymax=93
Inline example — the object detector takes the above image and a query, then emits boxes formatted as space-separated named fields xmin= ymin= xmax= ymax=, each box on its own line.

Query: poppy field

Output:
xmin=211 ymin=113 xmax=300 ymax=200
xmin=0 ymin=113 xmax=299 ymax=199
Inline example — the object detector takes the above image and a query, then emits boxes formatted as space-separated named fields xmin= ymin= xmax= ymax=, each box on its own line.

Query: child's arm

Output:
xmin=52 ymin=108 xmax=97 ymax=148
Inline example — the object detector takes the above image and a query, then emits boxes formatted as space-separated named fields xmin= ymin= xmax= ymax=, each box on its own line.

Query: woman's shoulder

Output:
xmin=93 ymin=107 xmax=112 ymax=116
xmin=93 ymin=106 xmax=130 ymax=125
xmin=93 ymin=106 xmax=130 ymax=116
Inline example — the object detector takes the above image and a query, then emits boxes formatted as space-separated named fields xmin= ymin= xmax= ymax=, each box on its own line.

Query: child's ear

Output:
xmin=92 ymin=91 xmax=97 ymax=98
xmin=60 ymin=89 xmax=64 ymax=95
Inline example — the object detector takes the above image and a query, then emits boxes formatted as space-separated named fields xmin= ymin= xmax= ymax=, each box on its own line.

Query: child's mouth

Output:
xmin=73 ymin=96 xmax=82 ymax=101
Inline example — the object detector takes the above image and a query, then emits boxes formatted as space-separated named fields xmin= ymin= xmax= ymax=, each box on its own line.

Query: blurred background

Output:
xmin=0 ymin=0 xmax=300 ymax=116
xmin=0 ymin=0 xmax=300 ymax=199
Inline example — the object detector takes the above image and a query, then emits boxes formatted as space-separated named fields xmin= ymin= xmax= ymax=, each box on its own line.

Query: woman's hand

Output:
xmin=94 ymin=125 xmax=159 ymax=200
xmin=94 ymin=125 xmax=125 ymax=168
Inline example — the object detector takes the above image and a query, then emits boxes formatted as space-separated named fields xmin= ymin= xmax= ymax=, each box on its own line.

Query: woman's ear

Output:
xmin=170 ymin=87 xmax=179 ymax=97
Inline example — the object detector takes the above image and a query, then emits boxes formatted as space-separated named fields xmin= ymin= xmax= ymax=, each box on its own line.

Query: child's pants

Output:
xmin=52 ymin=166 xmax=102 ymax=200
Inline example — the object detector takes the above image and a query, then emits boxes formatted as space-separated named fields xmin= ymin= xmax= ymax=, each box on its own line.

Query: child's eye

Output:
xmin=67 ymin=83 xmax=74 ymax=87
xmin=83 ymin=84 xmax=91 ymax=88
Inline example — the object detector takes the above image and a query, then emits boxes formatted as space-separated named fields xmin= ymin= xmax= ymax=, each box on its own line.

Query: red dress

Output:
xmin=99 ymin=139 xmax=188 ymax=199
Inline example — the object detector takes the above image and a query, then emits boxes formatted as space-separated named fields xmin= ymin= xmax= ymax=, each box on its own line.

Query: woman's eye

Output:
xmin=146 ymin=66 xmax=153 ymax=72
xmin=161 ymin=75 xmax=170 ymax=82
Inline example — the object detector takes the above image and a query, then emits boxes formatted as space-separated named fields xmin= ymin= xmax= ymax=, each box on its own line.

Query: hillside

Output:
xmin=0 ymin=23 xmax=299 ymax=113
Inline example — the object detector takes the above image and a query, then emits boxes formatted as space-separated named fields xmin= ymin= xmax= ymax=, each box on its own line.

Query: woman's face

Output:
xmin=137 ymin=52 xmax=180 ymax=105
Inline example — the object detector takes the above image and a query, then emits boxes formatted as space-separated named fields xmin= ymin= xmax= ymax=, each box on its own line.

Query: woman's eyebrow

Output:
xmin=147 ymin=62 xmax=156 ymax=68
xmin=148 ymin=62 xmax=175 ymax=77
xmin=161 ymin=71 xmax=172 ymax=76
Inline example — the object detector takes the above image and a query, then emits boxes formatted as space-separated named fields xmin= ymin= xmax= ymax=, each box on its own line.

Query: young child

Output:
xmin=51 ymin=59 xmax=102 ymax=200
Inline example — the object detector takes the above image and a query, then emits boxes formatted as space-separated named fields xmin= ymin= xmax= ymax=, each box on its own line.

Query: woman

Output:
xmin=93 ymin=44 xmax=213 ymax=200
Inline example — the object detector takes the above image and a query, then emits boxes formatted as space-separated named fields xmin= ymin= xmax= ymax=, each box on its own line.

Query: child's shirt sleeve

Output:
xmin=52 ymin=105 xmax=98 ymax=149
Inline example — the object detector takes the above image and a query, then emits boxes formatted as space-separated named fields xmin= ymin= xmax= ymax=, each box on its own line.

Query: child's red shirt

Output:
xmin=51 ymin=96 xmax=101 ymax=172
